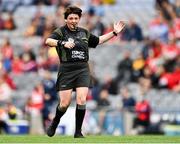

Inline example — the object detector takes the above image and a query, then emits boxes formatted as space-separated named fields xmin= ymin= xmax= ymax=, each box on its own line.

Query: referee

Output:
xmin=45 ymin=5 xmax=125 ymax=138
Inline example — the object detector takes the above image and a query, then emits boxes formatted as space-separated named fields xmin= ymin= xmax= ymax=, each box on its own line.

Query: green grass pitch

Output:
xmin=1 ymin=135 xmax=180 ymax=143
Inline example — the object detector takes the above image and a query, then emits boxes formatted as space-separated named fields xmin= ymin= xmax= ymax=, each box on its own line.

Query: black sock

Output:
xmin=75 ymin=104 xmax=86 ymax=133
xmin=54 ymin=104 xmax=67 ymax=121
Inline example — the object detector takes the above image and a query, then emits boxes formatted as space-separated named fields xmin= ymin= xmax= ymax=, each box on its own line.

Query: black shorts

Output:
xmin=56 ymin=62 xmax=91 ymax=91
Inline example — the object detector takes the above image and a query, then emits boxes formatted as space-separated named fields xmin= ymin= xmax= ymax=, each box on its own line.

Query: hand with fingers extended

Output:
xmin=113 ymin=21 xmax=126 ymax=35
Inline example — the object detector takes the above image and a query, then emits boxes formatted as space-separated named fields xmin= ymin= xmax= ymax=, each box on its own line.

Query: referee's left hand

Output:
xmin=113 ymin=21 xmax=126 ymax=34
xmin=64 ymin=41 xmax=75 ymax=49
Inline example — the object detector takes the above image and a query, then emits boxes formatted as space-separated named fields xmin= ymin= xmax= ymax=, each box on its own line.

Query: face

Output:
xmin=66 ymin=14 xmax=80 ymax=31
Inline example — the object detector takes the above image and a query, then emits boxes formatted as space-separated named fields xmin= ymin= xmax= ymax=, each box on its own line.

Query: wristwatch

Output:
xmin=61 ymin=41 xmax=66 ymax=46
xmin=57 ymin=40 xmax=66 ymax=46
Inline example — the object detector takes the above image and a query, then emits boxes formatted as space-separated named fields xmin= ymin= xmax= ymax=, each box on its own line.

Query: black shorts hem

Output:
xmin=56 ymin=86 xmax=73 ymax=91
xmin=56 ymin=85 xmax=90 ymax=91
xmin=75 ymin=85 xmax=89 ymax=88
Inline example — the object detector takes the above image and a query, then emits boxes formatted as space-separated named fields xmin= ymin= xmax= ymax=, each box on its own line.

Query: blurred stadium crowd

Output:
xmin=0 ymin=0 xmax=180 ymax=135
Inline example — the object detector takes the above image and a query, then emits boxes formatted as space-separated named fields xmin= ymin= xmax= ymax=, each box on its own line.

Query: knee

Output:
xmin=60 ymin=100 xmax=70 ymax=109
xmin=76 ymin=96 xmax=86 ymax=105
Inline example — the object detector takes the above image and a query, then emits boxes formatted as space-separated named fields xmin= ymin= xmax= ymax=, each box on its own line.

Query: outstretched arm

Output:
xmin=98 ymin=21 xmax=125 ymax=44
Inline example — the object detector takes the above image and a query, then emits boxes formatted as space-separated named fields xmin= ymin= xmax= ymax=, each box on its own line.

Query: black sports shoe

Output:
xmin=47 ymin=118 xmax=60 ymax=137
xmin=74 ymin=131 xmax=85 ymax=138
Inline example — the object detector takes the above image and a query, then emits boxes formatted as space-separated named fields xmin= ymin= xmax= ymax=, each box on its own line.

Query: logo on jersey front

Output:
xmin=72 ymin=51 xmax=85 ymax=59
